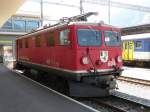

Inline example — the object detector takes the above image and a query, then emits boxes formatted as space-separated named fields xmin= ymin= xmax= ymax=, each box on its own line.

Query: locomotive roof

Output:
xmin=17 ymin=21 xmax=119 ymax=40
xmin=68 ymin=21 xmax=115 ymax=27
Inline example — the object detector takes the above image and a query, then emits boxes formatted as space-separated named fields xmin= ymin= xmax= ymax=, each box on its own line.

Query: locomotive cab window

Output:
xmin=77 ymin=29 xmax=101 ymax=46
xmin=59 ymin=29 xmax=70 ymax=45
xmin=135 ymin=41 xmax=142 ymax=48
xmin=104 ymin=31 xmax=121 ymax=46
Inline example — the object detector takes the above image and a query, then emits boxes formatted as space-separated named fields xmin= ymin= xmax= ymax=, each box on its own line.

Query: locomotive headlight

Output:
xmin=82 ymin=56 xmax=89 ymax=65
xmin=117 ymin=56 xmax=122 ymax=62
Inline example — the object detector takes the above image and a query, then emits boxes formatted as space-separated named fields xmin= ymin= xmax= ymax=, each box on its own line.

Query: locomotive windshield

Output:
xmin=77 ymin=29 xmax=102 ymax=46
xmin=104 ymin=31 xmax=121 ymax=46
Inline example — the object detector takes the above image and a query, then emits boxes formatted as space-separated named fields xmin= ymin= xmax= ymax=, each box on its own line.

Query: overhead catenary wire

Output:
xmin=30 ymin=0 xmax=150 ymax=13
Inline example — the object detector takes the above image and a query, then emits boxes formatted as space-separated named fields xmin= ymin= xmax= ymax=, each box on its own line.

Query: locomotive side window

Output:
xmin=35 ymin=36 xmax=41 ymax=47
xmin=22 ymin=39 xmax=25 ymax=48
xmin=104 ymin=31 xmax=121 ymax=46
xmin=19 ymin=40 xmax=22 ymax=48
xmin=59 ymin=29 xmax=70 ymax=45
xmin=135 ymin=41 xmax=142 ymax=48
xmin=25 ymin=38 xmax=28 ymax=48
xmin=77 ymin=29 xmax=101 ymax=46
xmin=46 ymin=32 xmax=55 ymax=46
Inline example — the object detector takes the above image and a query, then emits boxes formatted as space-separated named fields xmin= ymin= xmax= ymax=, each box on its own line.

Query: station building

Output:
xmin=0 ymin=14 xmax=40 ymax=68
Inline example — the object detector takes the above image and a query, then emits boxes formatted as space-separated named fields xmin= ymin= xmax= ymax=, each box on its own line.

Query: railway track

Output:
xmin=118 ymin=76 xmax=150 ymax=86
xmin=77 ymin=95 xmax=150 ymax=112
xmin=90 ymin=97 xmax=127 ymax=112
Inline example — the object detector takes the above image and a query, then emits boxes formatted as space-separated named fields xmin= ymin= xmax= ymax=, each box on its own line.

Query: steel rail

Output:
xmin=88 ymin=95 xmax=150 ymax=112
xmin=118 ymin=76 xmax=150 ymax=86
xmin=90 ymin=98 xmax=127 ymax=112
xmin=76 ymin=95 xmax=150 ymax=112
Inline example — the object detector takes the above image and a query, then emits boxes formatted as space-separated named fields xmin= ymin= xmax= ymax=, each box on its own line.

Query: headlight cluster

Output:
xmin=117 ymin=56 xmax=122 ymax=62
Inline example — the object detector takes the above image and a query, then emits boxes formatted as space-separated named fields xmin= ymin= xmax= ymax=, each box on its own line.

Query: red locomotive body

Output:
xmin=16 ymin=13 xmax=123 ymax=97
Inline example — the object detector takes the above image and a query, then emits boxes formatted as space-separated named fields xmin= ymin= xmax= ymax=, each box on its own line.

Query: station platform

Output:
xmin=118 ymin=66 xmax=150 ymax=100
xmin=0 ymin=64 xmax=98 ymax=112
xmin=122 ymin=66 xmax=150 ymax=81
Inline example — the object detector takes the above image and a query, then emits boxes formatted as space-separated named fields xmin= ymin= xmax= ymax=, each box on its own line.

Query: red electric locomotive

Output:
xmin=16 ymin=12 xmax=123 ymax=97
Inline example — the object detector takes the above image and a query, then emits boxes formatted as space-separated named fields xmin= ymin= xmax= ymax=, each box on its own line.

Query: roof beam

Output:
xmin=121 ymin=24 xmax=150 ymax=35
xmin=30 ymin=0 xmax=79 ymax=8
xmin=0 ymin=0 xmax=26 ymax=27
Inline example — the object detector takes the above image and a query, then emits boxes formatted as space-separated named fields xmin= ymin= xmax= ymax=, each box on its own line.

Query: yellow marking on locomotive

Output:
xmin=122 ymin=41 xmax=134 ymax=61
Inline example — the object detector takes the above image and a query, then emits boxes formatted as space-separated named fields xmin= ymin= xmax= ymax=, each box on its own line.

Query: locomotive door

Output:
xmin=128 ymin=41 xmax=134 ymax=60
xmin=56 ymin=28 xmax=73 ymax=69
xmin=123 ymin=41 xmax=134 ymax=61
xmin=123 ymin=41 xmax=128 ymax=60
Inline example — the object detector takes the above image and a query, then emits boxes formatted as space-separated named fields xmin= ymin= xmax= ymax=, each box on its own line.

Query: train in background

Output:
xmin=122 ymin=33 xmax=150 ymax=67
xmin=15 ymin=12 xmax=123 ymax=97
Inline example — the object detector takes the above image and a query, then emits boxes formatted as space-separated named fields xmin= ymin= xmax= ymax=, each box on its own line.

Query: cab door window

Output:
xmin=59 ymin=29 xmax=70 ymax=45
xmin=104 ymin=31 xmax=121 ymax=46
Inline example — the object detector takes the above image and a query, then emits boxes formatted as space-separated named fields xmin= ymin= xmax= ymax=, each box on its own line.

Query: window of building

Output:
xmin=14 ymin=20 xmax=25 ymax=31
xmin=2 ymin=19 xmax=12 ymax=29
xmin=136 ymin=41 xmax=142 ymax=48
xmin=26 ymin=21 xmax=39 ymax=30
xmin=59 ymin=29 xmax=70 ymax=45
xmin=35 ymin=36 xmax=41 ymax=47
xmin=46 ymin=32 xmax=55 ymax=46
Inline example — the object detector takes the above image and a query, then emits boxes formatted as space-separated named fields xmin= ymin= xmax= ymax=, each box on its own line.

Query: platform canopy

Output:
xmin=121 ymin=24 xmax=150 ymax=36
xmin=0 ymin=0 xmax=25 ymax=27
